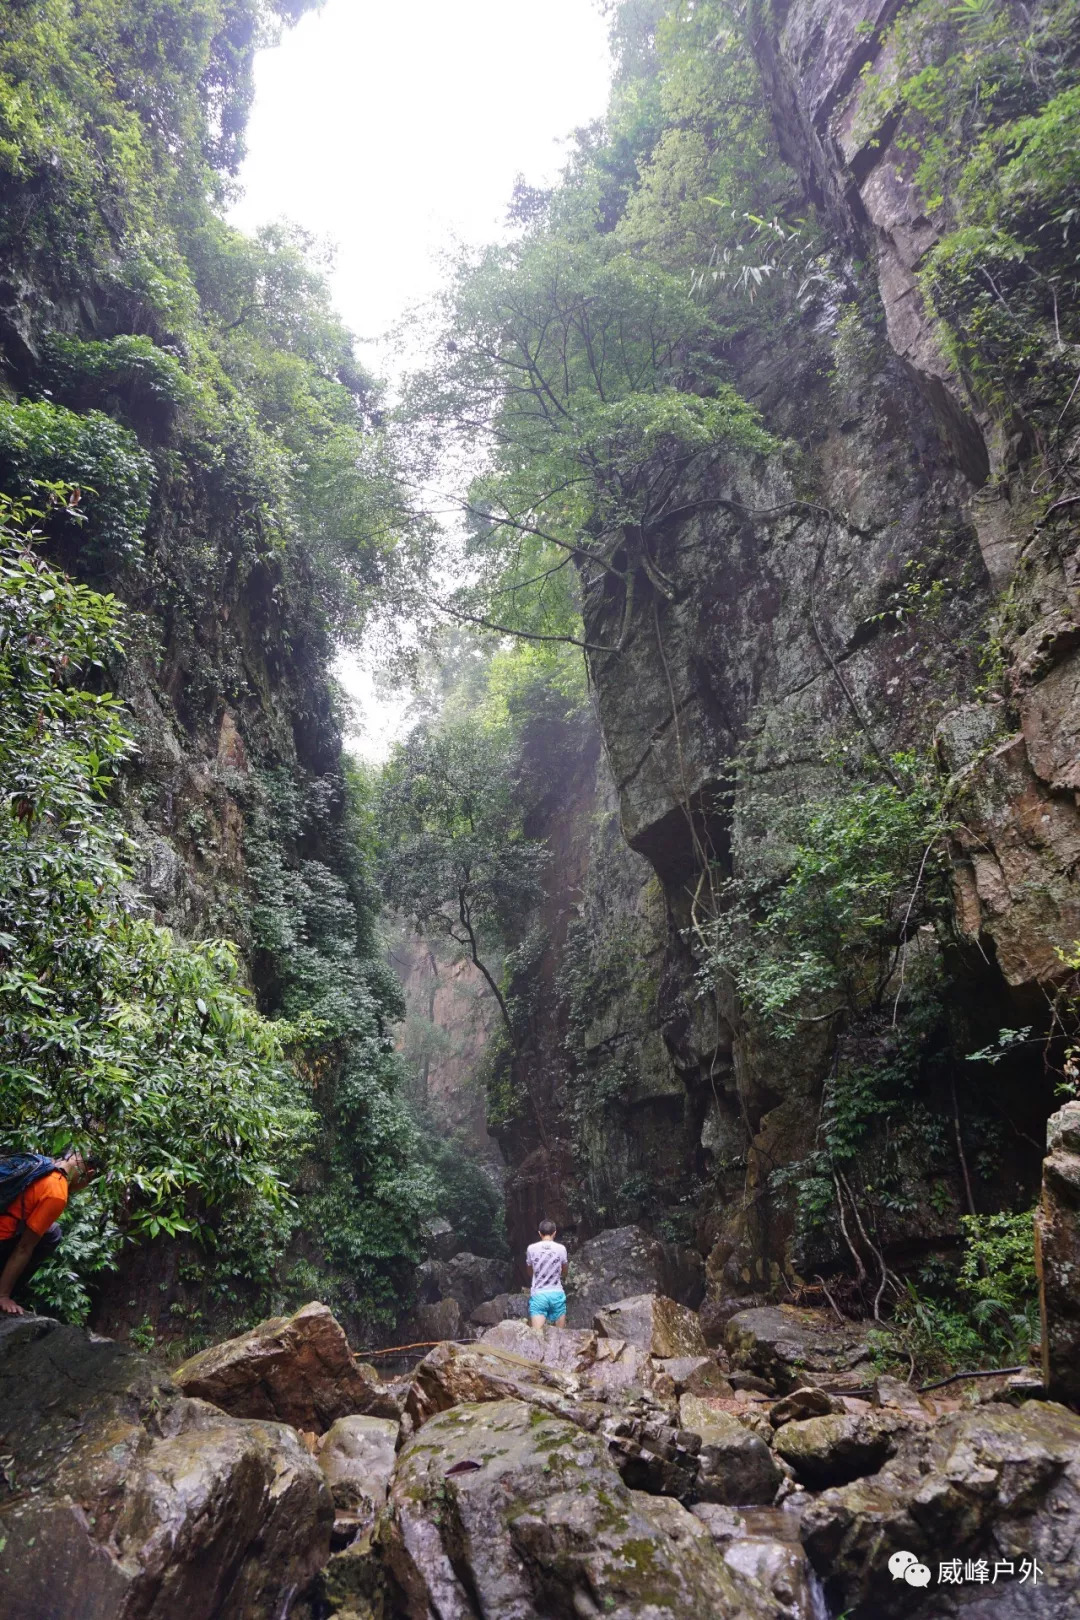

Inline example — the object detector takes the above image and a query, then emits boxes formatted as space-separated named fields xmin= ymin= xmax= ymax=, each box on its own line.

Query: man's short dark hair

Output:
xmin=538 ymin=1219 xmax=557 ymax=1235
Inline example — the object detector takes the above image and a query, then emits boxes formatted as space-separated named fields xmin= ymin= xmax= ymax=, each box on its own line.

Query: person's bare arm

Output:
xmin=0 ymin=1227 xmax=41 ymax=1314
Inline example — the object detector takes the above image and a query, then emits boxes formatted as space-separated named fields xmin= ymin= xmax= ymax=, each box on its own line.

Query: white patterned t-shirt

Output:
xmin=527 ymin=1241 xmax=567 ymax=1292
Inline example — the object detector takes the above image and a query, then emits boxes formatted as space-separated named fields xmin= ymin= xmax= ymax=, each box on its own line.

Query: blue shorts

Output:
xmin=529 ymin=1288 xmax=566 ymax=1323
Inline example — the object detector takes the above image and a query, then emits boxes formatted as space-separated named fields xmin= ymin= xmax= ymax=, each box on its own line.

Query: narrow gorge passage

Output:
xmin=1 ymin=2 xmax=1080 ymax=1617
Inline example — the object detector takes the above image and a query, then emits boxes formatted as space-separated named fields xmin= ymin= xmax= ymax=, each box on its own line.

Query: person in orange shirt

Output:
xmin=0 ymin=1150 xmax=97 ymax=1316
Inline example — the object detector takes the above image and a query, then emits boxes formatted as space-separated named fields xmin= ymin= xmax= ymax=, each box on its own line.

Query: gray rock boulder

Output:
xmin=566 ymin=1224 xmax=704 ymax=1327
xmin=643 ymin=1487 xmax=835 ymax=1620
xmin=800 ymin=1399 xmax=1080 ymax=1617
xmin=318 ymin=1414 xmax=399 ymax=1521
xmin=174 ymin=1300 xmax=391 ymax=1432
xmin=412 ymin=1295 xmax=461 ymax=1342
xmin=725 ymin=1305 xmax=876 ymax=1393
xmin=380 ymin=1396 xmax=779 ymax=1618
xmin=0 ymin=1314 xmax=333 ymax=1620
xmin=770 ymin=1386 xmax=842 ymax=1428
xmin=1036 ymin=1099 xmax=1080 ymax=1404
xmin=699 ymin=1295 xmax=761 ymax=1349
xmin=595 ymin=1292 xmax=708 ymax=1356
xmin=405 ymin=1322 xmax=676 ymax=1431
xmin=422 ymin=1215 xmax=461 ymax=1261
xmin=773 ymin=1410 xmax=903 ymax=1489
xmin=416 ymin=1251 xmax=513 ymax=1317
xmin=469 ymin=1290 xmax=528 ymax=1326
xmin=677 ymin=1394 xmax=783 ymax=1505
xmin=655 ymin=1353 xmax=734 ymax=1396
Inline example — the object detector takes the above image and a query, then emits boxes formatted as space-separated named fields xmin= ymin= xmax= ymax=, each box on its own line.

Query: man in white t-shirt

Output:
xmin=526 ymin=1219 xmax=568 ymax=1328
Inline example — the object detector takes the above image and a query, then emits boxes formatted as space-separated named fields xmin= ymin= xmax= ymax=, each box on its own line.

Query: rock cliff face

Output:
xmin=392 ymin=937 xmax=503 ymax=1171
xmin=489 ymin=707 xmax=709 ymax=1265
xmin=487 ymin=0 xmax=1079 ymax=1301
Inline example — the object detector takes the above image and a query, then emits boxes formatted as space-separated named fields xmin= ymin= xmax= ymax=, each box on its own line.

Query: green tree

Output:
xmin=401 ymin=233 xmax=774 ymax=653
xmin=0 ymin=496 xmax=314 ymax=1319
xmin=377 ymin=719 xmax=547 ymax=1046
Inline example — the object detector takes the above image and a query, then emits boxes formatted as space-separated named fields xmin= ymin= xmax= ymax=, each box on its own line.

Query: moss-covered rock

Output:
xmin=380 ymin=1397 xmax=780 ymax=1618
xmin=800 ymin=1400 xmax=1080 ymax=1617
xmin=0 ymin=1314 xmax=333 ymax=1620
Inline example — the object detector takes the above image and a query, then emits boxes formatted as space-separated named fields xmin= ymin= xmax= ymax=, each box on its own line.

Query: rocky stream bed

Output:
xmin=3 ymin=1284 xmax=1078 ymax=1620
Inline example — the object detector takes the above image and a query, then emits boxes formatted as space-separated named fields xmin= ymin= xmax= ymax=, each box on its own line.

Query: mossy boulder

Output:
xmin=0 ymin=1314 xmax=333 ymax=1620
xmin=800 ymin=1400 xmax=1080 ymax=1618
xmin=379 ymin=1397 xmax=779 ymax=1618
xmin=678 ymin=1395 xmax=783 ymax=1506
xmin=772 ymin=1411 xmax=902 ymax=1489
xmin=595 ymin=1293 xmax=708 ymax=1357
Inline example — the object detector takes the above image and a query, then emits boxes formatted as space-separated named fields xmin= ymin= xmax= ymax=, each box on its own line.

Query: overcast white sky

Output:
xmin=230 ymin=0 xmax=612 ymax=756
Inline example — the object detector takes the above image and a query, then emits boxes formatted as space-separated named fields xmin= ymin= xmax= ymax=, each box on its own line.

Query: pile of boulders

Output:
xmin=5 ymin=1290 xmax=1080 ymax=1619
xmin=5 ymin=1123 xmax=1080 ymax=1620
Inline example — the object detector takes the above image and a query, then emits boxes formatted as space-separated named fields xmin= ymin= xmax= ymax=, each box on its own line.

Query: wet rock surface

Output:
xmin=565 ymin=1224 xmax=704 ymax=1327
xmin=380 ymin=1397 xmax=779 ymax=1619
xmin=799 ymin=1399 xmax=1080 ymax=1618
xmin=8 ymin=1298 xmax=1080 ymax=1620
xmin=1036 ymin=1101 xmax=1080 ymax=1406
xmin=655 ymin=1352 xmax=734 ymax=1397
xmin=682 ymin=1401 xmax=785 ymax=1506
xmin=318 ymin=1415 xmax=399 ymax=1521
xmin=0 ymin=1314 xmax=333 ymax=1620
xmin=174 ymin=1301 xmax=392 ymax=1432
xmin=726 ymin=1306 xmax=877 ymax=1393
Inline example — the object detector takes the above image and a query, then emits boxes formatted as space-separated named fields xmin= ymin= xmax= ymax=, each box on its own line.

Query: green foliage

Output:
xmin=0 ymin=400 xmax=155 ymax=565
xmin=416 ymin=1129 xmax=507 ymax=1259
xmin=0 ymin=0 xmax=426 ymax=1336
xmin=401 ymin=3 xmax=784 ymax=652
xmin=377 ymin=718 xmax=548 ymax=1038
xmin=700 ymin=753 xmax=952 ymax=1035
xmin=852 ymin=0 xmax=1080 ymax=481
xmin=0 ymin=503 xmax=315 ymax=1320
xmin=238 ymin=759 xmax=437 ymax=1329
xmin=0 ymin=0 xmax=321 ymax=296
xmin=878 ymin=1211 xmax=1039 ymax=1377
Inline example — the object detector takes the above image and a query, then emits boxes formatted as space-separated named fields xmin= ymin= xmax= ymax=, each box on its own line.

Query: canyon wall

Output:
xmin=489 ymin=0 xmax=1079 ymax=1302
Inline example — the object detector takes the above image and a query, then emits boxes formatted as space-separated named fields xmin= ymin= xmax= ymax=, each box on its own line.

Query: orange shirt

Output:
xmin=0 ymin=1169 xmax=68 ymax=1240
